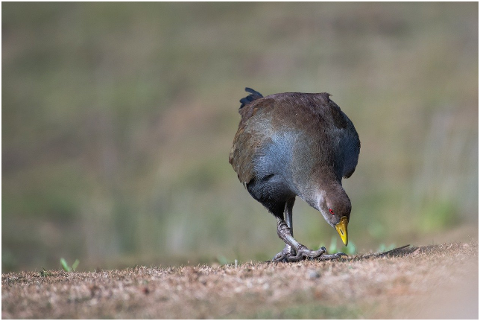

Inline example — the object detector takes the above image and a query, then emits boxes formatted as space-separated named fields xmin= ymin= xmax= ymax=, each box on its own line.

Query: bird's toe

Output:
xmin=272 ymin=244 xmax=295 ymax=262
xmin=315 ymin=251 xmax=348 ymax=261
xmin=289 ymin=245 xmax=326 ymax=261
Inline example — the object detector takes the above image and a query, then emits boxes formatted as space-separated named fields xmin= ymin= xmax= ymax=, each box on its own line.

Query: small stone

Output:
xmin=307 ymin=269 xmax=320 ymax=279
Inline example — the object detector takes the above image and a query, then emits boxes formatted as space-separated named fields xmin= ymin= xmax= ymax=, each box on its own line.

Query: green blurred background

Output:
xmin=2 ymin=2 xmax=478 ymax=272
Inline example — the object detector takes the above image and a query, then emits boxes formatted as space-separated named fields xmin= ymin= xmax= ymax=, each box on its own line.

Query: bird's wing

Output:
xmin=229 ymin=98 xmax=275 ymax=185
xmin=339 ymin=114 xmax=361 ymax=179
xmin=324 ymin=98 xmax=361 ymax=179
xmin=341 ymin=130 xmax=360 ymax=179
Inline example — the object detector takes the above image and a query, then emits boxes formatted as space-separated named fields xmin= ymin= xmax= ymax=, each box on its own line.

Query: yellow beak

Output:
xmin=335 ymin=216 xmax=349 ymax=246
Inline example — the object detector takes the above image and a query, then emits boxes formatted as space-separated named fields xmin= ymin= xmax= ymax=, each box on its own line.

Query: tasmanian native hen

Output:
xmin=229 ymin=88 xmax=360 ymax=262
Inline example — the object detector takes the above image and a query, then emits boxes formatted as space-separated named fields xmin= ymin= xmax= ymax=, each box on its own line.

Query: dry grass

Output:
xmin=2 ymin=241 xmax=477 ymax=319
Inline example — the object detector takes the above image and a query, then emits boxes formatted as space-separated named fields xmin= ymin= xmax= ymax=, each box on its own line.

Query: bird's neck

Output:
xmin=299 ymin=169 xmax=346 ymax=211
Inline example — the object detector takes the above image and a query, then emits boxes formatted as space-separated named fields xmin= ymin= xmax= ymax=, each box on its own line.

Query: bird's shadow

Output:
xmin=354 ymin=244 xmax=415 ymax=260
xmin=349 ymin=243 xmax=458 ymax=261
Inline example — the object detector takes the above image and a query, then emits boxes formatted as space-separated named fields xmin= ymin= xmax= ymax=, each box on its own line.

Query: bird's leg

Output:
xmin=273 ymin=216 xmax=329 ymax=262
xmin=284 ymin=198 xmax=295 ymax=255
xmin=273 ymin=217 xmax=301 ymax=261
xmin=273 ymin=198 xmax=296 ymax=261
xmin=272 ymin=198 xmax=347 ymax=262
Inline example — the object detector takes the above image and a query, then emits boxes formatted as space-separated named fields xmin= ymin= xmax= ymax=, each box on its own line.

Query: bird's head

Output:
xmin=314 ymin=187 xmax=351 ymax=246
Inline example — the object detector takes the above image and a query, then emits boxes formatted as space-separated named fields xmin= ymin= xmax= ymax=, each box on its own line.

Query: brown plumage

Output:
xmin=229 ymin=88 xmax=360 ymax=262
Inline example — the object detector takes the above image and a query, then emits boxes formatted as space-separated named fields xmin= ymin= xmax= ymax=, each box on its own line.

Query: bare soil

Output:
xmin=2 ymin=241 xmax=478 ymax=319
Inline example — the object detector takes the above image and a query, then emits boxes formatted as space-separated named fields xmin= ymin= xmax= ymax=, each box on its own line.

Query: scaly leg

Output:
xmin=273 ymin=217 xmax=326 ymax=262
xmin=273 ymin=198 xmax=296 ymax=261
xmin=273 ymin=217 xmax=347 ymax=262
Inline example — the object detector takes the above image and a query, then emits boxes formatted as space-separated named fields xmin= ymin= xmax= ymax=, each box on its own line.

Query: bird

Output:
xmin=229 ymin=87 xmax=360 ymax=262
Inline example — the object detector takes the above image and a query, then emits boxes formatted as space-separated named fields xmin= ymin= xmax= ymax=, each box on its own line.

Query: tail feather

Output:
xmin=239 ymin=87 xmax=263 ymax=108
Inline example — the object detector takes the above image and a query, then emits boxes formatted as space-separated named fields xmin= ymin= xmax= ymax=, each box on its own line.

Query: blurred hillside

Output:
xmin=2 ymin=3 xmax=478 ymax=272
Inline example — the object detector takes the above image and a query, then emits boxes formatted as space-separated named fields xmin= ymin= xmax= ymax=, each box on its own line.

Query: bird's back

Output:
xmin=229 ymin=90 xmax=360 ymax=195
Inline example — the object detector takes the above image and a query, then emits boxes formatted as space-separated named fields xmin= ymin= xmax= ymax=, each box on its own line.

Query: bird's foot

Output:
xmin=272 ymin=245 xmax=327 ymax=262
xmin=272 ymin=245 xmax=347 ymax=262
xmin=272 ymin=244 xmax=295 ymax=262
xmin=285 ymin=245 xmax=327 ymax=262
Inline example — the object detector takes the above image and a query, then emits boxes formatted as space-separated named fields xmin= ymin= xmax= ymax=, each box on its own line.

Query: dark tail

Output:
xmin=239 ymin=87 xmax=263 ymax=108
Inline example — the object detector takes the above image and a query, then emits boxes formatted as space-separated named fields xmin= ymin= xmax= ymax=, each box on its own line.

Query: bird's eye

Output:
xmin=329 ymin=208 xmax=334 ymax=215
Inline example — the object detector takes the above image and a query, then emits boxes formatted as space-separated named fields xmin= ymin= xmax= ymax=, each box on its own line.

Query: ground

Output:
xmin=2 ymin=240 xmax=477 ymax=319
